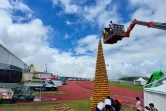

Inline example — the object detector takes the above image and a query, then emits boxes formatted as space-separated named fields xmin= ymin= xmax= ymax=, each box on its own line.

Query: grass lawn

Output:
xmin=33 ymin=91 xmax=67 ymax=95
xmin=110 ymin=82 xmax=143 ymax=91
xmin=0 ymin=99 xmax=136 ymax=111
xmin=32 ymin=79 xmax=41 ymax=82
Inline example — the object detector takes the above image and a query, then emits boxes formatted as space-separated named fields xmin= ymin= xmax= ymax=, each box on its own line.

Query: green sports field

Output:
xmin=110 ymin=82 xmax=143 ymax=91
xmin=0 ymin=99 xmax=135 ymax=111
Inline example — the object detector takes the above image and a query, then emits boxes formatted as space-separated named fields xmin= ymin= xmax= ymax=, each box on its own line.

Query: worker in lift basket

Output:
xmin=109 ymin=21 xmax=113 ymax=35
xmin=101 ymin=29 xmax=108 ymax=42
xmin=96 ymin=101 xmax=105 ymax=111
xmin=102 ymin=29 xmax=108 ymax=37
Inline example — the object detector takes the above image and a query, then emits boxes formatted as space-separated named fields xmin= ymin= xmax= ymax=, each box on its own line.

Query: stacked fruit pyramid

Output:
xmin=91 ymin=40 xmax=111 ymax=111
xmin=50 ymin=102 xmax=74 ymax=111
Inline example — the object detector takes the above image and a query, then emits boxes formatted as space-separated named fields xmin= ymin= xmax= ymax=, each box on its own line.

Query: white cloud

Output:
xmin=82 ymin=0 xmax=121 ymax=27
xmin=52 ymin=0 xmax=80 ymax=14
xmin=0 ymin=0 xmax=12 ymax=9
xmin=73 ymin=0 xmax=166 ymax=79
xmin=52 ymin=0 xmax=121 ymax=28
xmin=65 ymin=20 xmax=72 ymax=26
xmin=1 ymin=0 xmax=166 ymax=80
xmin=74 ymin=35 xmax=99 ymax=55
xmin=11 ymin=1 xmax=33 ymax=13
xmin=52 ymin=0 xmax=58 ymax=6
xmin=64 ymin=33 xmax=70 ymax=39
xmin=0 ymin=0 xmax=97 ymax=79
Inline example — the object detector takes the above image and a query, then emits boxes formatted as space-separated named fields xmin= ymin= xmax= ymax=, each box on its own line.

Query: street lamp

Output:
xmin=44 ymin=64 xmax=48 ymax=73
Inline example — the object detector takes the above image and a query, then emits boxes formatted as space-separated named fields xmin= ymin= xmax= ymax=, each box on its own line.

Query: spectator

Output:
xmin=96 ymin=102 xmax=105 ymax=111
xmin=42 ymin=81 xmax=46 ymax=91
xmin=136 ymin=97 xmax=142 ymax=111
xmin=145 ymin=103 xmax=158 ymax=111
xmin=104 ymin=96 xmax=112 ymax=111
xmin=113 ymin=100 xmax=121 ymax=111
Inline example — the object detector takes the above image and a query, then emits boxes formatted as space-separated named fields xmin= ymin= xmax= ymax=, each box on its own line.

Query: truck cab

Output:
xmin=0 ymin=88 xmax=13 ymax=104
xmin=43 ymin=79 xmax=58 ymax=91
xmin=61 ymin=77 xmax=67 ymax=85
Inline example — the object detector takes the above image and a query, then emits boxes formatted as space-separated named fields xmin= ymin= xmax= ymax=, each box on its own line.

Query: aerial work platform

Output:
xmin=102 ymin=20 xmax=166 ymax=44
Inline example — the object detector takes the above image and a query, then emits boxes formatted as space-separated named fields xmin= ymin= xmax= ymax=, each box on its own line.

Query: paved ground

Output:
xmin=35 ymin=81 xmax=143 ymax=107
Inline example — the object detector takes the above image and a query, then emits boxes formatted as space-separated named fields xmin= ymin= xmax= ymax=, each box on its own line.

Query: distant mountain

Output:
xmin=119 ymin=76 xmax=149 ymax=81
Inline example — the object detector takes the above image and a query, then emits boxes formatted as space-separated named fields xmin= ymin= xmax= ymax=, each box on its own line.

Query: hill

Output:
xmin=119 ymin=76 xmax=149 ymax=81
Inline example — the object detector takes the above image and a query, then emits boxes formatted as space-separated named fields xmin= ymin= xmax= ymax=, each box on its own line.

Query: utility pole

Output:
xmin=45 ymin=64 xmax=48 ymax=73
xmin=73 ymin=70 xmax=74 ymax=77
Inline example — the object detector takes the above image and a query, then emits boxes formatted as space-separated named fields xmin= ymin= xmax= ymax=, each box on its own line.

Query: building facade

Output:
xmin=0 ymin=43 xmax=29 ymax=83
xmin=0 ymin=43 xmax=29 ymax=72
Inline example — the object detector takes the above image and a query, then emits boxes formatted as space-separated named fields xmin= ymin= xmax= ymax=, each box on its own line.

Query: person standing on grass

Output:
xmin=113 ymin=100 xmax=121 ymax=111
xmin=96 ymin=102 xmax=105 ymax=111
xmin=136 ymin=97 xmax=142 ymax=111
xmin=104 ymin=96 xmax=112 ymax=111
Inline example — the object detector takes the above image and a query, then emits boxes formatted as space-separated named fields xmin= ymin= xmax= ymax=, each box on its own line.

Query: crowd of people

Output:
xmin=95 ymin=96 xmax=158 ymax=111
xmin=96 ymin=96 xmax=123 ymax=111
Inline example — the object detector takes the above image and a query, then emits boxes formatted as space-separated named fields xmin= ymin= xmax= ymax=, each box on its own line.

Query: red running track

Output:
xmin=35 ymin=81 xmax=92 ymax=101
xmin=35 ymin=81 xmax=143 ymax=107
xmin=76 ymin=81 xmax=143 ymax=106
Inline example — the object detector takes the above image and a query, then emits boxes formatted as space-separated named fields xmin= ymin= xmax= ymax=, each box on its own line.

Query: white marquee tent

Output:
xmin=134 ymin=77 xmax=147 ymax=85
xmin=144 ymin=79 xmax=166 ymax=111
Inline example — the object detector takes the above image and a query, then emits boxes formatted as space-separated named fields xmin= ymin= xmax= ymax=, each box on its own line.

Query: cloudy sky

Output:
xmin=0 ymin=0 xmax=166 ymax=79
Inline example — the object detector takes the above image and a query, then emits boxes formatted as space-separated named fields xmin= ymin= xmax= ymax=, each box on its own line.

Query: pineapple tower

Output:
xmin=91 ymin=40 xmax=110 ymax=110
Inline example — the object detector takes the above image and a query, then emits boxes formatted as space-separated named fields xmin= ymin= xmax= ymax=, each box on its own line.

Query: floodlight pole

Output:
xmin=45 ymin=64 xmax=48 ymax=73
xmin=73 ymin=70 xmax=74 ymax=77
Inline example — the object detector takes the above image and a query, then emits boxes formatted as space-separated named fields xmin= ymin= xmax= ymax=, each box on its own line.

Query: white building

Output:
xmin=34 ymin=73 xmax=52 ymax=79
xmin=22 ymin=72 xmax=33 ymax=82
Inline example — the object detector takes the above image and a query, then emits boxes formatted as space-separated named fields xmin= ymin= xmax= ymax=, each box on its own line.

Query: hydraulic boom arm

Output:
xmin=124 ymin=19 xmax=166 ymax=37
